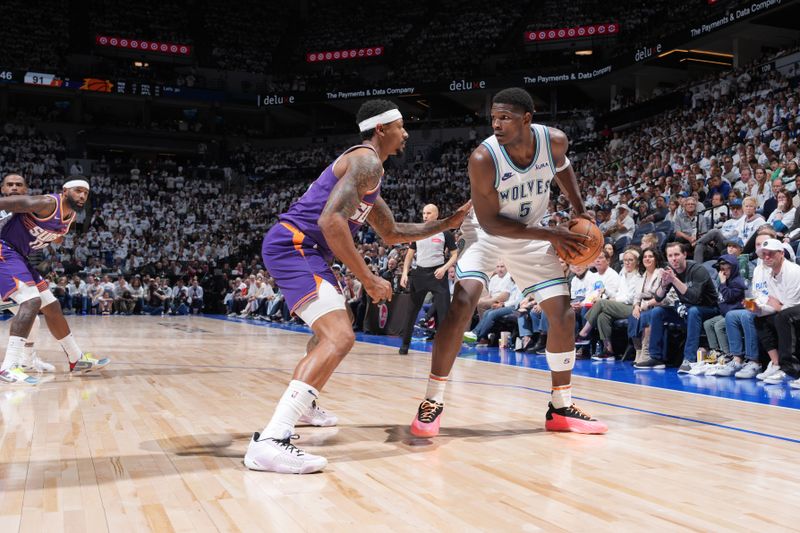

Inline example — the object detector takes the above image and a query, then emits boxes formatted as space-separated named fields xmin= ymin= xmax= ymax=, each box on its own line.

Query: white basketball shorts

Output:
xmin=455 ymin=227 xmax=569 ymax=303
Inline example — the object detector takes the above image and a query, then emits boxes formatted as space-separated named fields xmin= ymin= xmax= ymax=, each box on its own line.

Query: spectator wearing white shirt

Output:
xmin=476 ymin=261 xmax=514 ymax=319
xmin=604 ymin=204 xmax=635 ymax=242
xmin=188 ymin=278 xmax=204 ymax=315
xmin=569 ymin=263 xmax=600 ymax=341
xmin=694 ymin=198 xmax=744 ymax=262
xmin=113 ymin=276 xmax=135 ymax=315
xmin=67 ymin=274 xmax=87 ymax=315
xmin=578 ymin=249 xmax=644 ymax=359
xmin=464 ymin=284 xmax=523 ymax=345
xmin=766 ymin=188 xmax=796 ymax=236
xmin=592 ymin=252 xmax=621 ymax=300
xmin=753 ymin=238 xmax=800 ymax=387
xmin=735 ymin=196 xmax=766 ymax=245
xmin=752 ymin=168 xmax=772 ymax=208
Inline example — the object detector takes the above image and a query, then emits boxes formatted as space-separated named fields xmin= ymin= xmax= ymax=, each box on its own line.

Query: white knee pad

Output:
xmin=546 ymin=349 xmax=576 ymax=372
xmin=295 ymin=280 xmax=346 ymax=327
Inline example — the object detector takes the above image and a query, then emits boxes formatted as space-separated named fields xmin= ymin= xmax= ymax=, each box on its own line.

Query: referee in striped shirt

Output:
xmin=398 ymin=204 xmax=458 ymax=354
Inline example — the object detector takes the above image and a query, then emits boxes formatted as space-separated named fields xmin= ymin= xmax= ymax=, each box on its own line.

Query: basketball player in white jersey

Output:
xmin=409 ymin=88 xmax=608 ymax=436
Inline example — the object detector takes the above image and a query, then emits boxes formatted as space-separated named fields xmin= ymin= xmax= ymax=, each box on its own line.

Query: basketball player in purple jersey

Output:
xmin=0 ymin=178 xmax=110 ymax=385
xmin=246 ymin=100 xmax=471 ymax=473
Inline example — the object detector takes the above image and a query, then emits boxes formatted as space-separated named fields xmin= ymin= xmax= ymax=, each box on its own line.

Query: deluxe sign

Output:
xmin=259 ymin=94 xmax=296 ymax=106
xmin=634 ymin=43 xmax=663 ymax=62
xmin=449 ymin=79 xmax=486 ymax=91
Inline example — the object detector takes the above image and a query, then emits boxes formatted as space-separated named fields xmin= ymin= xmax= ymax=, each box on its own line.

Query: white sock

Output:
xmin=58 ymin=333 xmax=82 ymax=364
xmin=22 ymin=343 xmax=34 ymax=362
xmin=551 ymin=384 xmax=572 ymax=409
xmin=2 ymin=336 xmax=26 ymax=371
xmin=425 ymin=373 xmax=448 ymax=404
xmin=262 ymin=380 xmax=319 ymax=439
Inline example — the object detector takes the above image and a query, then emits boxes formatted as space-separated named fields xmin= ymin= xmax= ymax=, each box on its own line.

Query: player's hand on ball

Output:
xmin=445 ymin=200 xmax=473 ymax=230
xmin=547 ymin=225 xmax=588 ymax=259
xmin=365 ymin=275 xmax=393 ymax=303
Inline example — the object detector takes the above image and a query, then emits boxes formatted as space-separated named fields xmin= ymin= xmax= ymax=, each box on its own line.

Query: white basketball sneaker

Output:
xmin=298 ymin=400 xmax=338 ymax=427
xmin=0 ymin=366 xmax=40 ymax=385
xmin=20 ymin=350 xmax=55 ymax=373
xmin=244 ymin=432 xmax=327 ymax=474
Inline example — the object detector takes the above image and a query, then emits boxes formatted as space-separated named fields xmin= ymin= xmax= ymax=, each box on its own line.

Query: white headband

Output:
xmin=63 ymin=179 xmax=90 ymax=191
xmin=358 ymin=109 xmax=403 ymax=132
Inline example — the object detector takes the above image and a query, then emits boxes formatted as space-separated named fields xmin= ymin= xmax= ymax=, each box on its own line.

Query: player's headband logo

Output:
xmin=358 ymin=109 xmax=403 ymax=133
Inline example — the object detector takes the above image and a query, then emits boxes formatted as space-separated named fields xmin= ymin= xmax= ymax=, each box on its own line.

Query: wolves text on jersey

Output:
xmin=498 ymin=179 xmax=551 ymax=204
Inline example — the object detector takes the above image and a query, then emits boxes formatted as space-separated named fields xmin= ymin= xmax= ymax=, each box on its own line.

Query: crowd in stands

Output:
xmin=0 ymin=120 xmax=67 ymax=181
xmin=0 ymin=38 xmax=797 ymax=392
xmin=88 ymin=0 xmax=192 ymax=45
xmin=4 ymin=0 xmax=739 ymax=93
xmin=391 ymin=0 xmax=526 ymax=85
xmin=204 ymin=1 xmax=290 ymax=75
xmin=0 ymin=0 xmax=68 ymax=71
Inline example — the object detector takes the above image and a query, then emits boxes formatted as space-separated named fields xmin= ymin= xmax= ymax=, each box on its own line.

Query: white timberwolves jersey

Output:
xmin=481 ymin=123 xmax=555 ymax=227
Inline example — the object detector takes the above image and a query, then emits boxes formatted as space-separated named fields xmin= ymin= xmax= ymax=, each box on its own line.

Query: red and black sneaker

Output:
xmin=545 ymin=402 xmax=608 ymax=434
xmin=410 ymin=399 xmax=444 ymax=437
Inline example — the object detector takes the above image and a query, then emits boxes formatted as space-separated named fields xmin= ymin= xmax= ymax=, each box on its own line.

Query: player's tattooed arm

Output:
xmin=0 ymin=194 xmax=56 ymax=217
xmin=367 ymin=197 xmax=470 ymax=245
xmin=549 ymin=127 xmax=587 ymax=217
xmin=319 ymin=152 xmax=383 ymax=280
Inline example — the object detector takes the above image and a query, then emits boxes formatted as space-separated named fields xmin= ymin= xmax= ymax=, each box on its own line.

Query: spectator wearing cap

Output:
xmin=724 ymin=237 xmax=751 ymax=282
xmin=604 ymin=204 xmax=635 ymax=242
xmin=753 ymin=237 xmax=800 ymax=387
xmin=720 ymin=230 xmax=780 ymax=380
xmin=635 ymin=242 xmax=719 ymax=370
xmin=674 ymin=196 xmax=709 ymax=250
xmin=694 ymin=197 xmax=744 ymax=262
xmin=701 ymin=254 xmax=746 ymax=375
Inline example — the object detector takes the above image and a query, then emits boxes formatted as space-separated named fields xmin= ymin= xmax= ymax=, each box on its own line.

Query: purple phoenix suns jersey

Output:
xmin=279 ymin=144 xmax=382 ymax=261
xmin=0 ymin=194 xmax=75 ymax=256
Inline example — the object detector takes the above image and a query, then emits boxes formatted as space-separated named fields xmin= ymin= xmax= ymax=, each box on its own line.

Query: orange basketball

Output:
xmin=558 ymin=218 xmax=604 ymax=267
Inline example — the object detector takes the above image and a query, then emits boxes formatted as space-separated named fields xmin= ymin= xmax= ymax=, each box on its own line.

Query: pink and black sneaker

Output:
xmin=410 ymin=399 xmax=444 ymax=437
xmin=545 ymin=402 xmax=608 ymax=434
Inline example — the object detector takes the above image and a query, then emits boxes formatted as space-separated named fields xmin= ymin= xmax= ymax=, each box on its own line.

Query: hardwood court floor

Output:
xmin=0 ymin=316 xmax=798 ymax=532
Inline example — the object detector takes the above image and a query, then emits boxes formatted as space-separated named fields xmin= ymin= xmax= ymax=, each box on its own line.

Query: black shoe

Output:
xmin=399 ymin=344 xmax=409 ymax=355
xmin=633 ymin=357 xmax=666 ymax=369
xmin=575 ymin=335 xmax=591 ymax=346
xmin=529 ymin=336 xmax=547 ymax=354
